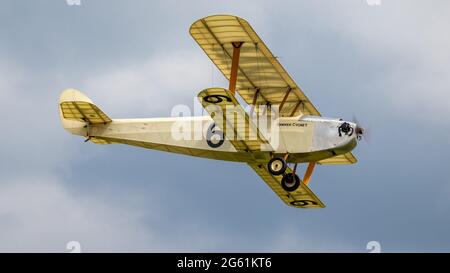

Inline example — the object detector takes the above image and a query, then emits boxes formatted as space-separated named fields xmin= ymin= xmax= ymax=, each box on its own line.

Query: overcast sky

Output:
xmin=1 ymin=0 xmax=450 ymax=252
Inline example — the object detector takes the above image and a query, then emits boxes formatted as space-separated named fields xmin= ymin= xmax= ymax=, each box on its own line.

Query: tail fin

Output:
xmin=59 ymin=88 xmax=112 ymax=144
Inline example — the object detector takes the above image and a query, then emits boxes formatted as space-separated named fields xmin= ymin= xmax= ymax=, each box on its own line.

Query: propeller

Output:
xmin=352 ymin=114 xmax=370 ymax=143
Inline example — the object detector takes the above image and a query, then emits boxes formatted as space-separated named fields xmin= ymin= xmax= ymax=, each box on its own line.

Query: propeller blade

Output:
xmin=352 ymin=114 xmax=370 ymax=143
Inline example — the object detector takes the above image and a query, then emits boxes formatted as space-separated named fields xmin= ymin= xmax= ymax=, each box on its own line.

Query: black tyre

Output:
xmin=268 ymin=157 xmax=287 ymax=175
xmin=281 ymin=173 xmax=301 ymax=192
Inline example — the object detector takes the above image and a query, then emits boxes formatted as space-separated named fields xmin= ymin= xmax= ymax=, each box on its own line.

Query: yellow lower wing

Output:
xmin=248 ymin=163 xmax=325 ymax=208
xmin=319 ymin=152 xmax=357 ymax=164
xmin=198 ymin=87 xmax=324 ymax=208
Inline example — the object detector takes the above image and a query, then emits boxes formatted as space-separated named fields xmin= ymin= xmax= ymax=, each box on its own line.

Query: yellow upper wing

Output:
xmin=190 ymin=14 xmax=320 ymax=117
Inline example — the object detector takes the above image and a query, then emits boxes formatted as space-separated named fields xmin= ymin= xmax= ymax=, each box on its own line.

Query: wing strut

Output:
xmin=303 ymin=162 xmax=316 ymax=186
xmin=228 ymin=42 xmax=243 ymax=96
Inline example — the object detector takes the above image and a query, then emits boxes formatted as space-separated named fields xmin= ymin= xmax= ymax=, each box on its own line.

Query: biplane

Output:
xmin=59 ymin=15 xmax=363 ymax=208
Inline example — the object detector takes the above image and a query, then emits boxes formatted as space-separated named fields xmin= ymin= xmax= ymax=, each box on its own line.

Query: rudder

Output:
xmin=59 ymin=88 xmax=112 ymax=144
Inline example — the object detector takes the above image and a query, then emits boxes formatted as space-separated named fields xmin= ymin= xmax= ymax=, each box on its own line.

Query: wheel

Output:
xmin=268 ymin=157 xmax=287 ymax=175
xmin=281 ymin=173 xmax=301 ymax=192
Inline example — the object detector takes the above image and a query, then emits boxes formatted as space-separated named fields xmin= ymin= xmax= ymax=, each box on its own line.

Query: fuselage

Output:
xmin=62 ymin=114 xmax=357 ymax=163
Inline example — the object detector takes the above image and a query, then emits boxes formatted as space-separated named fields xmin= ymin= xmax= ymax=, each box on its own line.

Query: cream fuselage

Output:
xmin=62 ymin=115 xmax=357 ymax=163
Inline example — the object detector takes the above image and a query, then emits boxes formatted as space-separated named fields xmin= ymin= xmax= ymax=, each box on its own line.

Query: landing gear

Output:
xmin=281 ymin=173 xmax=301 ymax=192
xmin=268 ymin=156 xmax=311 ymax=192
xmin=268 ymin=157 xmax=287 ymax=175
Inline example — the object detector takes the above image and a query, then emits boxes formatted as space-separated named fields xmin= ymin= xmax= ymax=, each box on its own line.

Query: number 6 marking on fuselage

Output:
xmin=206 ymin=123 xmax=224 ymax=148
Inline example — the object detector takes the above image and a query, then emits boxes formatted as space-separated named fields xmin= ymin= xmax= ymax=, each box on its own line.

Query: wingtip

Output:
xmin=189 ymin=14 xmax=248 ymax=33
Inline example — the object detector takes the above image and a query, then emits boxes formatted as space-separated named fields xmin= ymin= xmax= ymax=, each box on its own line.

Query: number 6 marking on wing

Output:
xmin=206 ymin=123 xmax=224 ymax=148
xmin=290 ymin=200 xmax=318 ymax=207
xmin=203 ymin=94 xmax=232 ymax=104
